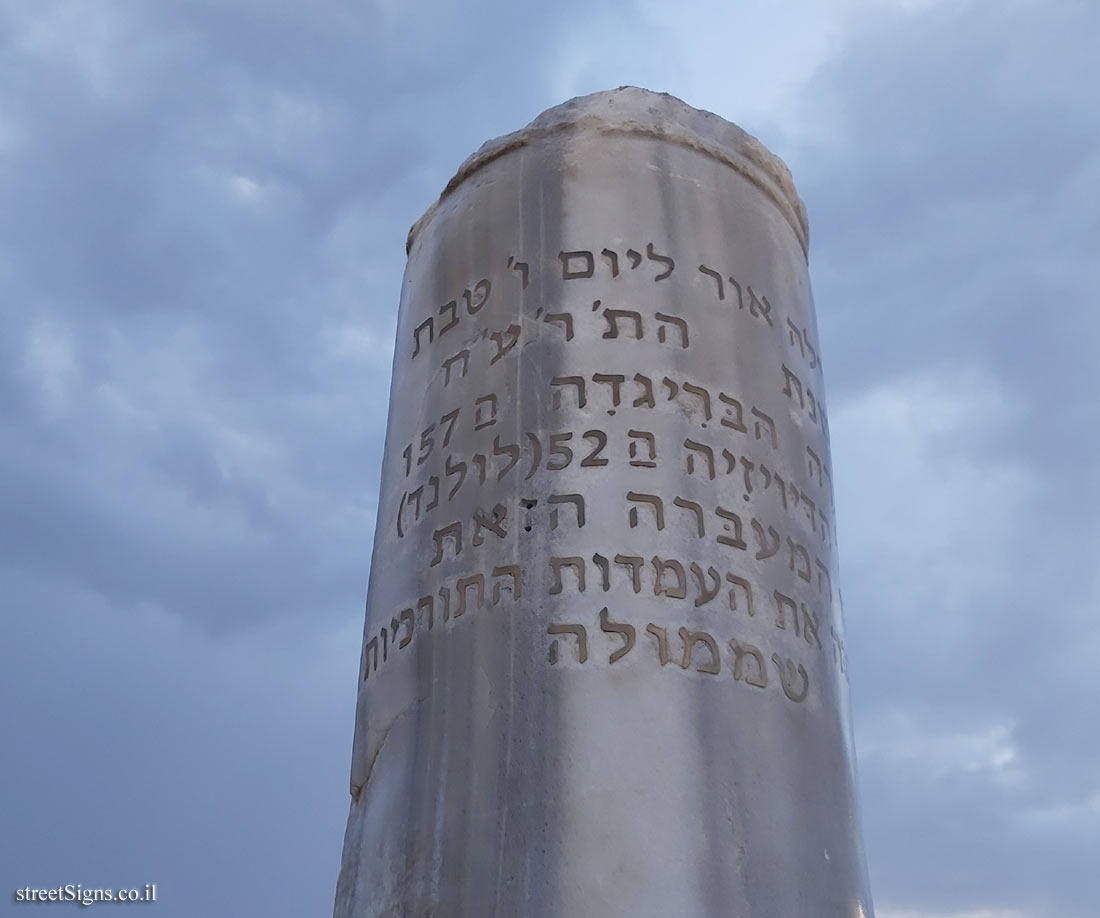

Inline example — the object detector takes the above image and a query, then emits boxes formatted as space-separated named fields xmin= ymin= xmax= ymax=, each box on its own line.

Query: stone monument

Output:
xmin=335 ymin=87 xmax=874 ymax=917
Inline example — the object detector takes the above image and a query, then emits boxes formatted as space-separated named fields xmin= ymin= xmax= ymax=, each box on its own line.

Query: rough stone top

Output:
xmin=407 ymin=86 xmax=809 ymax=259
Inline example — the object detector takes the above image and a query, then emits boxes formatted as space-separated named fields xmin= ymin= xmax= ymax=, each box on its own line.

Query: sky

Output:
xmin=0 ymin=0 xmax=1097 ymax=915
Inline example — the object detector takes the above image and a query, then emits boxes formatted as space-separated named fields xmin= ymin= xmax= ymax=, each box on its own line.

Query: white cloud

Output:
xmin=879 ymin=908 xmax=1030 ymax=918
xmin=11 ymin=1 xmax=176 ymax=103
xmin=1017 ymin=792 xmax=1100 ymax=832
xmin=230 ymin=174 xmax=261 ymax=200
xmin=20 ymin=314 xmax=78 ymax=415
xmin=860 ymin=709 xmax=1025 ymax=787
xmin=630 ymin=0 xmax=955 ymax=128
xmin=831 ymin=367 xmax=1035 ymax=617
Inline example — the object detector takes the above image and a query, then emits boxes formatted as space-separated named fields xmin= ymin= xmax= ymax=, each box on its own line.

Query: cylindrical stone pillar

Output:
xmin=335 ymin=87 xmax=873 ymax=918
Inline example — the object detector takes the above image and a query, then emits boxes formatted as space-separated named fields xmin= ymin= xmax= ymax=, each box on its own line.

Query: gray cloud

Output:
xmin=783 ymin=3 xmax=1100 ymax=915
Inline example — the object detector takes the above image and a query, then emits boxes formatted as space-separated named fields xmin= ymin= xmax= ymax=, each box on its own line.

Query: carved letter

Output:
xmin=800 ymin=490 xmax=817 ymax=533
xmin=699 ymin=264 xmax=724 ymax=299
xmin=655 ymin=312 xmax=689 ymax=348
xmin=442 ymin=349 xmax=470 ymax=387
xmin=627 ymin=491 xmax=665 ymax=530
xmin=600 ymin=248 xmax=619 ymax=277
xmin=672 ymin=496 xmax=705 ymax=537
xmin=507 ymin=256 xmax=528 ymax=288
xmin=602 ymin=308 xmax=644 ymax=340
xmin=747 ymin=286 xmax=774 ymax=326
xmin=543 ymin=312 xmax=574 ymax=341
xmin=679 ymin=628 xmax=720 ymax=674
xmin=613 ymin=554 xmax=644 ymax=593
xmin=430 ymin=522 xmax=462 ymax=566
xmin=787 ymin=481 xmax=801 ymax=514
xmin=830 ymin=626 xmax=848 ymax=674
xmin=715 ymin=506 xmax=747 ymax=551
xmin=815 ymin=557 xmax=832 ymax=597
xmin=645 ymin=623 xmax=672 ymax=665
xmin=728 ymin=275 xmax=744 ymax=310
xmin=412 ymin=317 xmax=433 ymax=358
xmin=781 ymin=364 xmax=804 ymax=407
xmin=729 ymin=639 xmax=768 ymax=688
xmin=787 ymin=318 xmax=804 ymax=356
xmin=524 ymin=432 xmax=542 ymax=480
xmin=807 ymin=446 xmax=823 ymax=486
xmin=417 ymin=594 xmax=434 ymax=630
xmin=392 ymin=491 xmax=404 ymax=538
xmin=751 ymin=519 xmax=780 ymax=559
xmin=489 ymin=324 xmax=521 ymax=365
xmin=407 ymin=485 xmax=425 ymax=521
xmin=652 ymin=557 xmax=687 ymax=599
xmin=474 ymin=394 xmax=498 ymax=432
xmin=646 ymin=242 xmax=674 ymax=280
xmin=628 ymin=429 xmax=657 ymax=468
xmin=684 ymin=439 xmax=715 ymax=480
xmin=549 ymin=556 xmax=586 ymax=594
xmin=445 ymin=455 xmax=467 ymax=501
xmin=726 ymin=574 xmax=755 ymax=617
xmin=547 ymin=493 xmax=586 ymax=530
xmin=593 ymin=553 xmax=611 ymax=591
xmin=593 ymin=373 xmax=626 ymax=407
xmin=682 ymin=382 xmax=711 ymax=420
xmin=492 ymin=435 xmax=520 ymax=480
xmin=547 ymin=624 xmax=588 ymax=663
xmin=559 ymin=250 xmax=594 ymax=279
xmin=491 ymin=565 xmax=522 ymax=604
xmin=456 ymin=574 xmax=484 ymax=617
xmin=600 ymin=607 xmax=636 ymax=663
xmin=759 ymin=466 xmax=788 ymax=511
xmin=472 ymin=503 xmax=507 ymax=545
xmin=772 ymin=654 xmax=809 ymax=702
xmin=751 ymin=407 xmax=778 ymax=448
xmin=440 ymin=408 xmax=460 ymax=447
xmin=719 ymin=392 xmax=747 ymax=432
xmin=550 ymin=375 xmax=586 ymax=409
xmin=800 ymin=602 xmax=823 ymax=649
xmin=464 ymin=279 xmax=491 ymax=313
xmin=391 ymin=609 xmax=414 ymax=649
xmin=773 ymin=590 xmax=797 ymax=630
xmin=438 ymin=299 xmax=458 ymax=336
xmin=787 ymin=537 xmax=812 ymax=583
xmin=690 ymin=563 xmax=721 ymax=607
xmin=632 ymin=374 xmax=655 ymax=408
xmin=363 ymin=637 xmax=378 ymax=680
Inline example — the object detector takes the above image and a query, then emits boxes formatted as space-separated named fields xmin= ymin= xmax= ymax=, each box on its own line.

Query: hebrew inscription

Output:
xmin=541 ymin=605 xmax=810 ymax=703
xmin=372 ymin=232 xmax=847 ymax=706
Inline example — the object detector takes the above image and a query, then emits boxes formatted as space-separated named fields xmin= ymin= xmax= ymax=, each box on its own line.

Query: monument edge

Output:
xmin=405 ymin=86 xmax=810 ymax=260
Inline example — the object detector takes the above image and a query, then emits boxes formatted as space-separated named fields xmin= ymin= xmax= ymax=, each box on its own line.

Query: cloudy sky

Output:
xmin=1 ymin=0 xmax=1097 ymax=915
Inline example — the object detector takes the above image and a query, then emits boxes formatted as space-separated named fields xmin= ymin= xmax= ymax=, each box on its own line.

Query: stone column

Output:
xmin=335 ymin=87 xmax=874 ymax=918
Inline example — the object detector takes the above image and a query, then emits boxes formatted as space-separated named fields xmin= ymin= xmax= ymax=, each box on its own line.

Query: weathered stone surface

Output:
xmin=335 ymin=86 xmax=873 ymax=918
